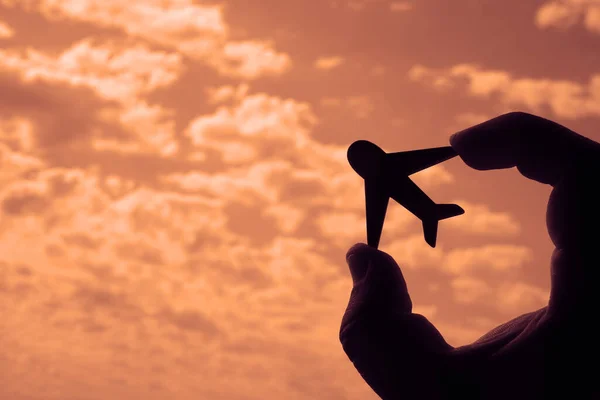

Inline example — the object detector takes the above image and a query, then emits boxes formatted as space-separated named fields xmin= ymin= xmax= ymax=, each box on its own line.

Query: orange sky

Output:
xmin=1 ymin=1 xmax=600 ymax=399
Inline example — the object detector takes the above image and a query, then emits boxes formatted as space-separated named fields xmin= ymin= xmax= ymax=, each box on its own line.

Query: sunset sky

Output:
xmin=1 ymin=0 xmax=600 ymax=399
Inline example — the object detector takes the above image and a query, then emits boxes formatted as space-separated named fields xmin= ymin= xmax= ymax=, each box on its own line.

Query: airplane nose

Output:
xmin=347 ymin=140 xmax=386 ymax=179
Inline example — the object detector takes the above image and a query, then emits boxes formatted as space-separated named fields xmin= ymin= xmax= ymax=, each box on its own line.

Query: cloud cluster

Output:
xmin=409 ymin=63 xmax=600 ymax=119
xmin=0 ymin=39 xmax=183 ymax=155
xmin=536 ymin=0 xmax=600 ymax=33
xmin=0 ymin=0 xmax=291 ymax=79
xmin=0 ymin=18 xmax=13 ymax=38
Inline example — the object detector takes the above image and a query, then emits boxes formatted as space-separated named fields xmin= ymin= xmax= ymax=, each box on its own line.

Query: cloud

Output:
xmin=315 ymin=211 xmax=365 ymax=246
xmin=444 ymin=200 xmax=521 ymax=237
xmin=216 ymin=40 xmax=291 ymax=79
xmin=444 ymin=244 xmax=533 ymax=275
xmin=0 ymin=69 xmax=127 ymax=154
xmin=0 ymin=19 xmax=14 ymax=38
xmin=495 ymin=282 xmax=548 ymax=314
xmin=0 ymin=116 xmax=36 ymax=153
xmin=0 ymin=39 xmax=183 ymax=103
xmin=314 ymin=56 xmax=345 ymax=70
xmin=535 ymin=0 xmax=600 ymax=34
xmin=410 ymin=164 xmax=455 ymax=187
xmin=384 ymin=233 xmax=445 ymax=269
xmin=450 ymin=276 xmax=491 ymax=304
xmin=263 ymin=203 xmax=306 ymax=234
xmin=390 ymin=1 xmax=414 ymax=12
xmin=177 ymin=91 xmax=455 ymax=246
xmin=383 ymin=235 xmax=532 ymax=275
xmin=453 ymin=112 xmax=493 ymax=128
xmin=320 ymin=95 xmax=375 ymax=119
xmin=408 ymin=63 xmax=600 ymax=119
xmin=205 ymin=84 xmax=251 ymax=105
xmin=412 ymin=304 xmax=437 ymax=318
xmin=1 ymin=0 xmax=291 ymax=79
xmin=185 ymin=93 xmax=318 ymax=165
xmin=0 ymin=39 xmax=183 ymax=155
xmin=448 ymin=279 xmax=549 ymax=314
xmin=0 ymin=141 xmax=44 ymax=188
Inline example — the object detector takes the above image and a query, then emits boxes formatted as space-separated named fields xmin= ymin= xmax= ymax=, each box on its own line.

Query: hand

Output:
xmin=339 ymin=112 xmax=600 ymax=400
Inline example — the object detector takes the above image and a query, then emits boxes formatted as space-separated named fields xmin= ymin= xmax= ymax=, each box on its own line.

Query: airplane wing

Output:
xmin=388 ymin=175 xmax=434 ymax=217
xmin=364 ymin=178 xmax=389 ymax=249
xmin=386 ymin=146 xmax=457 ymax=176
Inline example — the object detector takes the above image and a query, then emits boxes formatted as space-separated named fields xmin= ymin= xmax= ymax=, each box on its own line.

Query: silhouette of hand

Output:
xmin=339 ymin=112 xmax=600 ymax=400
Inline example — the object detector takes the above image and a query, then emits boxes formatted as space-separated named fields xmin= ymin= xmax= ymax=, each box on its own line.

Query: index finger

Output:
xmin=449 ymin=112 xmax=600 ymax=185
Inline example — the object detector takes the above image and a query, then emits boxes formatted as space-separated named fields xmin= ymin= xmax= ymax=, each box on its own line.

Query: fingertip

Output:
xmin=346 ymin=243 xmax=398 ymax=269
xmin=346 ymin=242 xmax=371 ymax=262
xmin=449 ymin=131 xmax=460 ymax=147
xmin=346 ymin=242 xmax=392 ymax=263
xmin=448 ymin=127 xmax=471 ymax=158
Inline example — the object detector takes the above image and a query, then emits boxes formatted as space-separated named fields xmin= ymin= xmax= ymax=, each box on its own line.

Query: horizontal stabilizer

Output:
xmin=422 ymin=204 xmax=465 ymax=247
xmin=435 ymin=203 xmax=464 ymax=220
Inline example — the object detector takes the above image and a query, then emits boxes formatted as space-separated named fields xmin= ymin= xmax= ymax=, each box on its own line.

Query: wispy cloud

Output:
xmin=314 ymin=56 xmax=345 ymax=70
xmin=390 ymin=1 xmax=414 ymax=12
xmin=0 ymin=18 xmax=13 ymax=38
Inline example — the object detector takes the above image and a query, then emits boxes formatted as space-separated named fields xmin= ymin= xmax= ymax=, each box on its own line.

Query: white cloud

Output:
xmin=215 ymin=40 xmax=291 ymax=79
xmin=0 ymin=39 xmax=182 ymax=155
xmin=320 ymin=95 xmax=375 ymax=118
xmin=206 ymin=84 xmax=251 ymax=105
xmin=444 ymin=244 xmax=533 ymax=275
xmin=384 ymin=233 xmax=445 ymax=269
xmin=412 ymin=304 xmax=437 ymax=318
xmin=495 ymin=281 xmax=548 ymax=314
xmin=315 ymin=211 xmax=365 ymax=246
xmin=0 ymin=19 xmax=14 ymax=38
xmin=453 ymin=112 xmax=492 ymax=130
xmin=0 ymin=142 xmax=45 ymax=188
xmin=0 ymin=39 xmax=183 ymax=103
xmin=185 ymin=93 xmax=318 ymax=168
xmin=161 ymin=161 xmax=291 ymax=206
xmin=409 ymin=63 xmax=600 ymax=119
xmin=451 ymin=276 xmax=490 ymax=304
xmin=0 ymin=116 xmax=36 ymax=152
xmin=410 ymin=164 xmax=455 ymax=187
xmin=536 ymin=0 xmax=600 ymax=33
xmin=0 ymin=0 xmax=291 ymax=79
xmin=390 ymin=1 xmax=413 ymax=12
xmin=263 ymin=203 xmax=306 ymax=234
xmin=444 ymin=200 xmax=521 ymax=237
xmin=382 ymin=235 xmax=532 ymax=274
xmin=314 ymin=56 xmax=345 ymax=70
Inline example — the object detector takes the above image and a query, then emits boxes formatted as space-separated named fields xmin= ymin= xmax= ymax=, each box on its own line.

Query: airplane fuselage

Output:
xmin=348 ymin=140 xmax=437 ymax=221
xmin=386 ymin=174 xmax=437 ymax=221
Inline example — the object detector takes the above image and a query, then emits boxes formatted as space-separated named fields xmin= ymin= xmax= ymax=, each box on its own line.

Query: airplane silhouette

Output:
xmin=347 ymin=140 xmax=465 ymax=249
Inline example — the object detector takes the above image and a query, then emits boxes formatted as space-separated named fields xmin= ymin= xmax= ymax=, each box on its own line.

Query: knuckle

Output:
xmin=501 ymin=111 xmax=535 ymax=121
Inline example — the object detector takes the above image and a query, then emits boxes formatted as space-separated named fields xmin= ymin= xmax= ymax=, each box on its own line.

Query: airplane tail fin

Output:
xmin=422 ymin=204 xmax=465 ymax=247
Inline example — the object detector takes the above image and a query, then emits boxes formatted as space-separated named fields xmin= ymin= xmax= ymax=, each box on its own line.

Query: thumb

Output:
xmin=341 ymin=243 xmax=412 ymax=332
xmin=340 ymin=243 xmax=454 ymax=399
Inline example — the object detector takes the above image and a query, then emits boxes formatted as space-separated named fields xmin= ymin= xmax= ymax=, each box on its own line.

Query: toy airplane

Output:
xmin=347 ymin=140 xmax=464 ymax=249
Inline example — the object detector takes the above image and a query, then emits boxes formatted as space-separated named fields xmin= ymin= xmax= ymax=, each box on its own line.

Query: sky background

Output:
xmin=1 ymin=0 xmax=600 ymax=399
